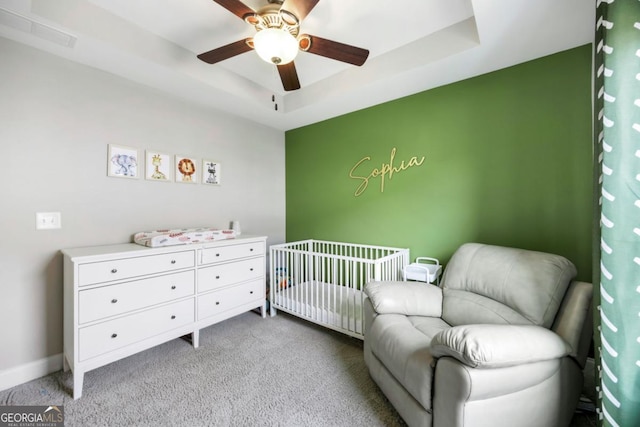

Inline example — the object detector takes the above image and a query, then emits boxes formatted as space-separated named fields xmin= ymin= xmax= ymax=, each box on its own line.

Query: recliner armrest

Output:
xmin=552 ymin=280 xmax=593 ymax=367
xmin=430 ymin=324 xmax=570 ymax=368
xmin=365 ymin=281 xmax=443 ymax=317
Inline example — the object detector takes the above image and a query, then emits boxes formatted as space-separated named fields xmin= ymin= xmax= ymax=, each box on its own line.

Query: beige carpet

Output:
xmin=1 ymin=311 xmax=405 ymax=426
xmin=0 ymin=310 xmax=597 ymax=426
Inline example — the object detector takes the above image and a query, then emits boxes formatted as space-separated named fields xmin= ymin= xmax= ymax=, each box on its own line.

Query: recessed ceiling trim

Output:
xmin=283 ymin=17 xmax=480 ymax=113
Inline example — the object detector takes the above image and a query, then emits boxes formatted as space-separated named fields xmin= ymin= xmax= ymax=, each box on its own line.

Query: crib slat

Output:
xmin=269 ymin=239 xmax=409 ymax=339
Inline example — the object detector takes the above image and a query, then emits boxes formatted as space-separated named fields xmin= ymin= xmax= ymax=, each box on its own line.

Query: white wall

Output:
xmin=0 ymin=37 xmax=286 ymax=385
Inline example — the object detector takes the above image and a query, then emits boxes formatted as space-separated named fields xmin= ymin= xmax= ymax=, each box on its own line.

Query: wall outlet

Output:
xmin=36 ymin=212 xmax=61 ymax=230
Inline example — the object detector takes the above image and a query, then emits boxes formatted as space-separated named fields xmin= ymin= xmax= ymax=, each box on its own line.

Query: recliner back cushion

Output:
xmin=441 ymin=243 xmax=576 ymax=328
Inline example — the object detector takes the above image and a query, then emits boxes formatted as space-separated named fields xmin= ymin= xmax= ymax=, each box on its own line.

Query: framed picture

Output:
xmin=175 ymin=155 xmax=198 ymax=184
xmin=202 ymin=160 xmax=222 ymax=185
xmin=145 ymin=150 xmax=172 ymax=182
xmin=107 ymin=144 xmax=139 ymax=179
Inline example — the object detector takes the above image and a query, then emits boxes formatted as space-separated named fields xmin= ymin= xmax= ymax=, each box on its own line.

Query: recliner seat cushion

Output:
xmin=441 ymin=243 xmax=576 ymax=327
xmin=367 ymin=313 xmax=450 ymax=410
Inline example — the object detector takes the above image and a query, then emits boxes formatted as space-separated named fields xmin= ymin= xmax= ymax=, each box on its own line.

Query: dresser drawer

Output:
xmin=198 ymin=258 xmax=264 ymax=293
xmin=200 ymin=241 xmax=264 ymax=265
xmin=78 ymin=250 xmax=195 ymax=286
xmin=198 ymin=279 xmax=264 ymax=320
xmin=79 ymin=270 xmax=195 ymax=324
xmin=78 ymin=299 xmax=194 ymax=361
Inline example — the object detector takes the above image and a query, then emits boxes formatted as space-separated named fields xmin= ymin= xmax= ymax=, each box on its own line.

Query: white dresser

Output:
xmin=62 ymin=235 xmax=267 ymax=399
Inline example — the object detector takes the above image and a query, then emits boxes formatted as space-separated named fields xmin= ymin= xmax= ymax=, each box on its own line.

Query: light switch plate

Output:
xmin=36 ymin=212 xmax=61 ymax=230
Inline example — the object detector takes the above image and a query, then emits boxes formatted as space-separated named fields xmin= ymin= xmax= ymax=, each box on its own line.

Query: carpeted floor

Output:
xmin=1 ymin=311 xmax=597 ymax=426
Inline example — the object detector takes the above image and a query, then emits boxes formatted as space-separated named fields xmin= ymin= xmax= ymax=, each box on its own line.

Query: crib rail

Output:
xmin=269 ymin=240 xmax=409 ymax=339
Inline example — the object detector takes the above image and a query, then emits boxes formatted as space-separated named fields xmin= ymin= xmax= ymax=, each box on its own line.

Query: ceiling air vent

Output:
xmin=0 ymin=7 xmax=77 ymax=48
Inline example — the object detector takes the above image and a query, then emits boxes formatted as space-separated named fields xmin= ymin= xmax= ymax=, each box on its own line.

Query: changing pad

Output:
xmin=133 ymin=227 xmax=237 ymax=247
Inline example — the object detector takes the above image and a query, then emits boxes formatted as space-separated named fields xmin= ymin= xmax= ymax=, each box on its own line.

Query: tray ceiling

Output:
xmin=0 ymin=0 xmax=594 ymax=130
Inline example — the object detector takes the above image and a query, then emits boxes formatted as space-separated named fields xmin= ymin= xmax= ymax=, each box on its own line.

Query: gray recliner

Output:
xmin=363 ymin=243 xmax=593 ymax=427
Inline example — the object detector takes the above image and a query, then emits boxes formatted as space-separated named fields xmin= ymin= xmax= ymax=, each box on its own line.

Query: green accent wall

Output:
xmin=285 ymin=44 xmax=593 ymax=280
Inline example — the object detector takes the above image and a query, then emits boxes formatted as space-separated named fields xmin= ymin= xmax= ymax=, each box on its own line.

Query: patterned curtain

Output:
xmin=594 ymin=1 xmax=640 ymax=426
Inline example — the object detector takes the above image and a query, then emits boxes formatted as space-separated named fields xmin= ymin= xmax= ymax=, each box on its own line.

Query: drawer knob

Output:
xmin=111 ymin=333 xmax=117 ymax=339
xmin=250 ymin=268 xmax=254 ymax=271
xmin=216 ymin=253 xmax=220 ymax=257
xmin=250 ymin=291 xmax=254 ymax=294
xmin=171 ymin=285 xmax=176 ymax=290
xmin=111 ymin=268 xmax=118 ymax=274
xmin=171 ymin=315 xmax=176 ymax=320
xmin=215 ymin=302 xmax=220 ymax=305
xmin=111 ymin=299 xmax=118 ymax=304
xmin=171 ymin=260 xmax=176 ymax=264
xmin=250 ymin=248 xmax=254 ymax=252
xmin=215 ymin=275 xmax=220 ymax=279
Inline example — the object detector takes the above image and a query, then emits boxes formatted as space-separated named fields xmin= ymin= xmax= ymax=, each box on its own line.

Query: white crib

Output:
xmin=269 ymin=240 xmax=409 ymax=339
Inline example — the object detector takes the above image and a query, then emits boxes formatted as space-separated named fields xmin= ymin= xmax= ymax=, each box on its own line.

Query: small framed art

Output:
xmin=145 ymin=150 xmax=172 ymax=182
xmin=175 ymin=155 xmax=198 ymax=184
xmin=107 ymin=144 xmax=139 ymax=179
xmin=202 ymin=160 xmax=222 ymax=185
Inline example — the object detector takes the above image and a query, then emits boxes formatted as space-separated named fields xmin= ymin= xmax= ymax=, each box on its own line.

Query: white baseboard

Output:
xmin=0 ymin=353 xmax=63 ymax=392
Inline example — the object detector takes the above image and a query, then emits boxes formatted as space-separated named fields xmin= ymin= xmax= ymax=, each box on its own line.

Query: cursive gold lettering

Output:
xmin=349 ymin=147 xmax=425 ymax=197
xmin=349 ymin=156 xmax=372 ymax=197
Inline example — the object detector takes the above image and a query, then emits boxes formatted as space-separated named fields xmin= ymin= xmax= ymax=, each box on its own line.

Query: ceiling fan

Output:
xmin=197 ymin=0 xmax=370 ymax=91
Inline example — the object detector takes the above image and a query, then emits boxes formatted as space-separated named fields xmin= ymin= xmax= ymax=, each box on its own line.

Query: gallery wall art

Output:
xmin=202 ymin=160 xmax=221 ymax=185
xmin=107 ymin=145 xmax=222 ymax=186
xmin=145 ymin=150 xmax=172 ymax=182
xmin=176 ymin=155 xmax=198 ymax=184
xmin=108 ymin=144 xmax=138 ymax=179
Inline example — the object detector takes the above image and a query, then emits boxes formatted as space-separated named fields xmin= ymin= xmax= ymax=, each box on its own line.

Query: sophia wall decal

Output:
xmin=349 ymin=147 xmax=425 ymax=197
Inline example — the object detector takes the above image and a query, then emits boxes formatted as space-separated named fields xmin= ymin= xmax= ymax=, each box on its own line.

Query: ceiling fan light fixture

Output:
xmin=253 ymin=28 xmax=298 ymax=65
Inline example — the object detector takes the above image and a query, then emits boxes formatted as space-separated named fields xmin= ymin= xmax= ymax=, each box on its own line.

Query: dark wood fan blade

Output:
xmin=300 ymin=34 xmax=369 ymax=66
xmin=212 ymin=0 xmax=254 ymax=20
xmin=197 ymin=38 xmax=253 ymax=64
xmin=277 ymin=62 xmax=301 ymax=91
xmin=281 ymin=0 xmax=319 ymax=21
